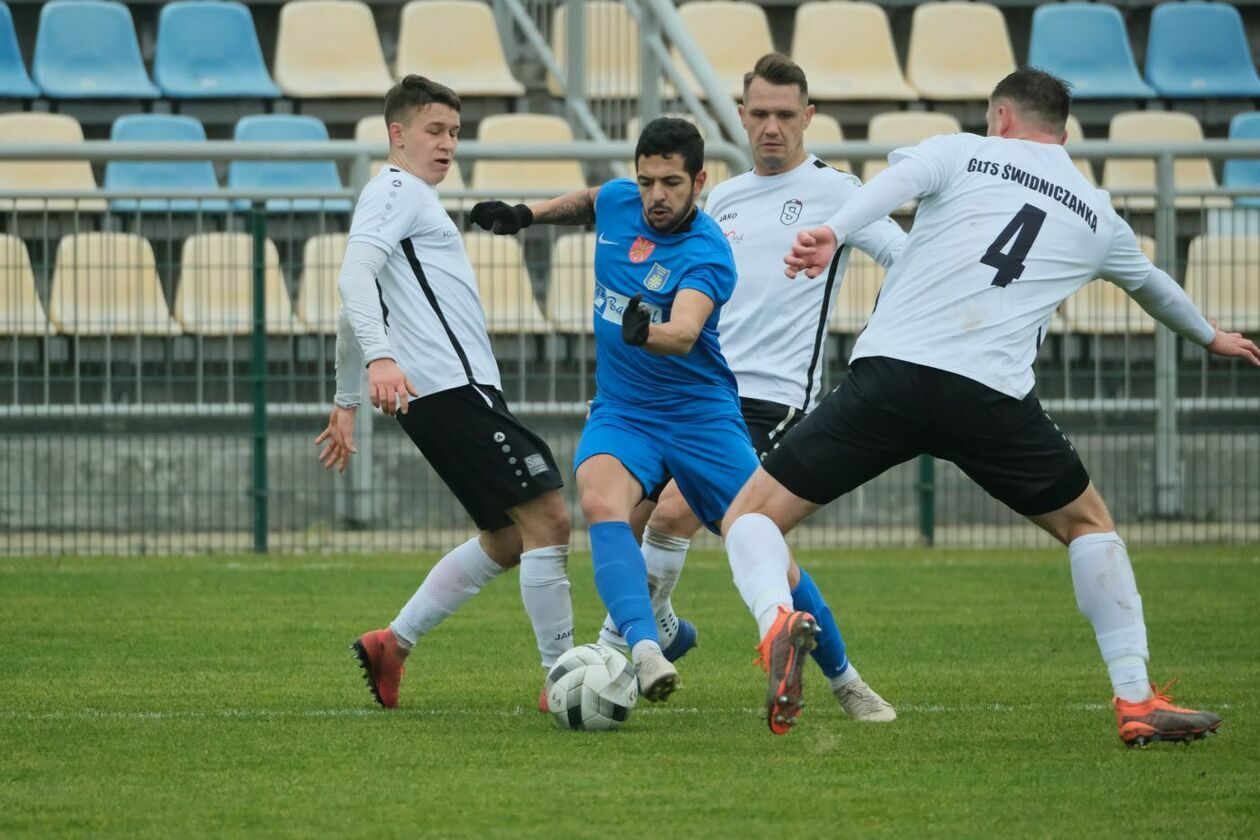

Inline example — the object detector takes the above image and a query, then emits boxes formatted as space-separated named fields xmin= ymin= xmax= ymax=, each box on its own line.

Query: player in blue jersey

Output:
xmin=469 ymin=119 xmax=844 ymax=732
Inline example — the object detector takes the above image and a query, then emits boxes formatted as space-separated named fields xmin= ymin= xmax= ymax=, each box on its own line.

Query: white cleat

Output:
xmin=635 ymin=650 xmax=679 ymax=703
xmin=833 ymin=678 xmax=897 ymax=722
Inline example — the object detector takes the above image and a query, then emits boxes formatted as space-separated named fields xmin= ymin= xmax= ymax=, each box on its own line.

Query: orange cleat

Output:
xmin=538 ymin=685 xmax=550 ymax=713
xmin=1115 ymin=680 xmax=1222 ymax=747
xmin=350 ymin=629 xmax=405 ymax=709
xmin=755 ymin=607 xmax=819 ymax=736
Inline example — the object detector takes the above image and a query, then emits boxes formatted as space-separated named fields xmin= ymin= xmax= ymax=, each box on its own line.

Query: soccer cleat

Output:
xmin=350 ymin=629 xmax=405 ymax=709
xmin=538 ymin=685 xmax=550 ymax=714
xmin=833 ymin=678 xmax=897 ymax=722
xmin=755 ymin=607 xmax=820 ymax=735
xmin=1115 ymin=680 xmax=1222 ymax=747
xmin=635 ymin=649 xmax=679 ymax=702
xmin=662 ymin=618 xmax=698 ymax=663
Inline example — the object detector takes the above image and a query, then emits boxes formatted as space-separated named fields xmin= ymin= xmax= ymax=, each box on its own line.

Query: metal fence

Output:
xmin=2 ymin=141 xmax=1258 ymax=555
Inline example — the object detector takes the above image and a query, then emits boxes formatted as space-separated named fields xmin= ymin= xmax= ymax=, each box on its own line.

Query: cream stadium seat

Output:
xmin=0 ymin=235 xmax=49 ymax=335
xmin=49 ymin=233 xmax=179 ymax=335
xmin=675 ymin=1 xmax=774 ymax=99
xmin=862 ymin=111 xmax=962 ymax=182
xmin=175 ymin=233 xmax=305 ymax=334
xmin=626 ymin=114 xmax=732 ymax=189
xmin=0 ymin=113 xmax=105 ymax=212
xmin=1102 ymin=112 xmax=1228 ymax=211
xmin=464 ymin=232 xmax=549 ymax=334
xmin=550 ymin=1 xmax=639 ymax=99
xmin=1064 ymin=235 xmax=1157 ymax=334
xmin=546 ymin=233 xmax=596 ymax=333
xmin=1065 ymin=114 xmax=1096 ymax=186
xmin=354 ymin=115 xmax=470 ymax=210
xmin=273 ymin=0 xmax=392 ymax=98
xmin=396 ymin=1 xmax=524 ymax=97
xmin=470 ymin=114 xmax=586 ymax=196
xmin=792 ymin=2 xmax=917 ymax=101
xmin=829 ymin=250 xmax=887 ymax=334
xmin=805 ymin=113 xmax=851 ymax=175
xmin=296 ymin=233 xmax=346 ymax=334
xmin=1184 ymin=235 xmax=1260 ymax=331
xmin=906 ymin=2 xmax=1016 ymax=101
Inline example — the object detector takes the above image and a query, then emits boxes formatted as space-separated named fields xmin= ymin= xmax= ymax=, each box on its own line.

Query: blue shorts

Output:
xmin=573 ymin=402 xmax=759 ymax=532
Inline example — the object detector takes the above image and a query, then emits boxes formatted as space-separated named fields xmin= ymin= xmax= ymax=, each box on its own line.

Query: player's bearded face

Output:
xmin=636 ymin=154 xmax=705 ymax=232
xmin=740 ymin=77 xmax=813 ymax=174
xmin=390 ymin=103 xmax=460 ymax=187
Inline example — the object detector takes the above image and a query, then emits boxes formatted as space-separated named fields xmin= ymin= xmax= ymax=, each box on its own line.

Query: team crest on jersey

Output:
xmin=642 ymin=263 xmax=671 ymax=291
xmin=629 ymin=236 xmax=656 ymax=263
xmin=780 ymin=199 xmax=803 ymax=225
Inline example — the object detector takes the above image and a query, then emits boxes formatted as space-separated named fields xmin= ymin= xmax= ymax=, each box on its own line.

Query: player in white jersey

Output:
xmin=725 ymin=68 xmax=1260 ymax=745
xmin=595 ymin=54 xmax=901 ymax=722
xmin=314 ymin=76 xmax=574 ymax=713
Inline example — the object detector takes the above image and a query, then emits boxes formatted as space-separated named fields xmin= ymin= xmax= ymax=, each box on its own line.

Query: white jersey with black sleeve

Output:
xmin=836 ymin=133 xmax=1215 ymax=398
xmin=341 ymin=166 xmax=501 ymax=400
xmin=708 ymin=155 xmax=906 ymax=411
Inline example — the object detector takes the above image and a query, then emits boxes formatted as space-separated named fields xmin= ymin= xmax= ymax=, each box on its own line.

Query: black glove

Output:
xmin=621 ymin=293 xmax=650 ymax=347
xmin=468 ymin=201 xmax=533 ymax=234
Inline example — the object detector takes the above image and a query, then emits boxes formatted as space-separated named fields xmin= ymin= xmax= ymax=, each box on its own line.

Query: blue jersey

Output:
xmin=591 ymin=179 xmax=740 ymax=418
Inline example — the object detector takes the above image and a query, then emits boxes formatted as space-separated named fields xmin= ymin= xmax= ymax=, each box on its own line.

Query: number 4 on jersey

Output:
xmin=981 ymin=203 xmax=1047 ymax=287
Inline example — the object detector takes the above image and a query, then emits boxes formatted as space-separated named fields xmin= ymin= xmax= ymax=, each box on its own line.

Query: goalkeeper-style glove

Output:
xmin=621 ymin=293 xmax=650 ymax=347
xmin=468 ymin=201 xmax=534 ymax=235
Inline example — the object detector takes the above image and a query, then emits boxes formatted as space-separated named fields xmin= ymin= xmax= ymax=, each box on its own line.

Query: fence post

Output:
xmin=346 ymin=155 xmax=376 ymax=528
xmin=1153 ymin=153 xmax=1181 ymax=518
xmin=249 ymin=204 xmax=269 ymax=553
xmin=638 ymin=2 xmax=661 ymax=126
xmin=564 ymin=0 xmax=585 ymax=128
xmin=917 ymin=454 xmax=935 ymax=546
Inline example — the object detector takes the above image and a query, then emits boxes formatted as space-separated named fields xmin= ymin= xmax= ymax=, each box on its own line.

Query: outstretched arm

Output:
xmin=469 ymin=187 xmax=601 ymax=233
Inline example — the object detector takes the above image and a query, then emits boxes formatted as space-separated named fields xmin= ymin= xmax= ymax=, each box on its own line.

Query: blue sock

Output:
xmin=589 ymin=521 xmax=659 ymax=649
xmin=791 ymin=566 xmax=849 ymax=679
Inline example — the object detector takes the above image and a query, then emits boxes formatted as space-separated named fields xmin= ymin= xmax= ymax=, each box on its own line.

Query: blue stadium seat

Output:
xmin=1224 ymin=113 xmax=1260 ymax=209
xmin=105 ymin=114 xmax=229 ymax=213
xmin=1027 ymin=4 xmax=1154 ymax=99
xmin=1145 ymin=2 xmax=1260 ymax=98
xmin=228 ymin=115 xmax=351 ymax=213
xmin=154 ymin=1 xmax=279 ymax=99
xmin=33 ymin=0 xmax=159 ymax=99
xmin=0 ymin=2 xmax=38 ymax=98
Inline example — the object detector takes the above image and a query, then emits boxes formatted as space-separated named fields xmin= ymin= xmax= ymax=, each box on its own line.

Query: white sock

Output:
xmin=828 ymin=664 xmax=861 ymax=692
xmin=390 ymin=537 xmax=504 ymax=647
xmin=519 ymin=544 xmax=574 ymax=669
xmin=1069 ymin=531 xmax=1153 ymax=703
xmin=726 ymin=513 xmax=793 ymax=638
xmin=631 ymin=639 xmax=662 ymax=667
xmin=600 ymin=527 xmax=690 ymax=650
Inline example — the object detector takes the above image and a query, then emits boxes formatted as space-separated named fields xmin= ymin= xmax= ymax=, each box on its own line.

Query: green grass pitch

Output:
xmin=2 ymin=546 xmax=1258 ymax=837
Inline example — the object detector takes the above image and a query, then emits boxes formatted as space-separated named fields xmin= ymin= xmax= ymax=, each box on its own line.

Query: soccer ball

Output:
xmin=544 ymin=643 xmax=638 ymax=731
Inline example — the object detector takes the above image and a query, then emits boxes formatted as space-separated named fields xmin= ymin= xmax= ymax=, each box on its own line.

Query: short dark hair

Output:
xmin=384 ymin=75 xmax=461 ymax=128
xmin=742 ymin=53 xmax=808 ymax=100
xmin=990 ymin=68 xmax=1071 ymax=133
xmin=634 ymin=117 xmax=704 ymax=179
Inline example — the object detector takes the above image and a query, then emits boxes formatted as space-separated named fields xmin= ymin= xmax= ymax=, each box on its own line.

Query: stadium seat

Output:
xmin=861 ymin=111 xmax=962 ymax=183
xmin=0 ymin=113 xmax=105 ymax=212
xmin=549 ymin=1 xmax=639 ymax=99
xmin=105 ymin=115 xmax=229 ymax=214
xmin=546 ymin=233 xmax=596 ymax=333
xmin=906 ymin=2 xmax=1016 ymax=101
xmin=32 ymin=0 xmax=159 ymax=99
xmin=1223 ymin=112 xmax=1260 ymax=209
xmin=675 ymin=1 xmax=775 ymax=99
xmin=1102 ymin=112 xmax=1228 ymax=210
xmin=175 ymin=233 xmax=305 ymax=334
xmin=1065 ymin=114 xmax=1096 ymax=186
xmin=228 ymin=115 xmax=352 ymax=213
xmin=354 ymin=115 xmax=470 ymax=210
xmin=805 ymin=114 xmax=851 ymax=175
xmin=0 ymin=2 xmax=38 ymax=98
xmin=829 ymin=250 xmax=886 ymax=334
xmin=464 ymin=233 xmax=549 ymax=335
xmin=470 ymin=115 xmax=586 ymax=195
xmin=273 ymin=0 xmax=392 ymax=98
xmin=0 ymin=235 xmax=49 ymax=335
xmin=1184 ymin=236 xmax=1260 ymax=331
xmin=295 ymin=233 xmax=345 ymax=333
xmin=48 ymin=233 xmax=180 ymax=335
xmin=1064 ymin=236 xmax=1157 ymax=334
xmin=791 ymin=2 xmax=916 ymax=101
xmin=397 ymin=1 xmax=523 ymax=98
xmin=1145 ymin=2 xmax=1260 ymax=98
xmin=153 ymin=1 xmax=280 ymax=99
xmin=1027 ymin=4 xmax=1154 ymax=100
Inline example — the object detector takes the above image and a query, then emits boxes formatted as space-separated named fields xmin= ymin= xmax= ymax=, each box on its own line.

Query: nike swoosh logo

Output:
xmin=598 ymin=233 xmax=620 ymax=246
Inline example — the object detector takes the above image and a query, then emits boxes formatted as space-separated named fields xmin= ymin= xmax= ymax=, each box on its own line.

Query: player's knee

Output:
xmin=580 ymin=486 xmax=625 ymax=525
xmin=479 ymin=526 xmax=523 ymax=568
xmin=646 ymin=496 xmax=699 ymax=538
xmin=530 ymin=491 xmax=571 ymax=545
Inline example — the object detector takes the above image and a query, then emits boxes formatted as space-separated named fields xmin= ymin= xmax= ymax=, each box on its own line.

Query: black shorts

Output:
xmin=645 ymin=396 xmax=802 ymax=502
xmin=763 ymin=356 xmax=1091 ymax=517
xmin=395 ymin=384 xmax=564 ymax=531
